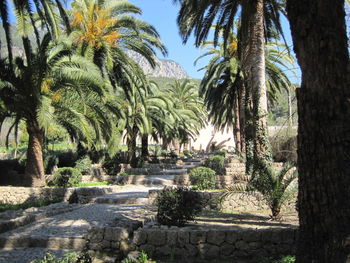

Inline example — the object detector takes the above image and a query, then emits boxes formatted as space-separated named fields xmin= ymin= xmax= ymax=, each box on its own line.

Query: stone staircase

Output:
xmin=0 ymin=185 xmax=159 ymax=263
xmin=117 ymin=158 xmax=203 ymax=187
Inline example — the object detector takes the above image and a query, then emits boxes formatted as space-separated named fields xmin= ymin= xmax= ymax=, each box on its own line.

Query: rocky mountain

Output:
xmin=127 ymin=51 xmax=189 ymax=79
xmin=1 ymin=25 xmax=189 ymax=79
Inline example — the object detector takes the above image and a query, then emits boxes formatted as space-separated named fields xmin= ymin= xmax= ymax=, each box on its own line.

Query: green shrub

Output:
xmin=121 ymin=251 xmax=156 ymax=263
xmin=189 ymin=166 xmax=216 ymax=190
xmin=51 ymin=167 xmax=82 ymax=188
xmin=249 ymin=162 xmax=298 ymax=219
xmin=55 ymin=150 xmax=78 ymax=168
xmin=44 ymin=154 xmax=59 ymax=174
xmin=156 ymin=187 xmax=204 ymax=226
xmin=216 ymin=149 xmax=227 ymax=157
xmin=74 ymin=156 xmax=92 ymax=175
xmin=31 ymin=252 xmax=79 ymax=263
xmin=183 ymin=150 xmax=193 ymax=157
xmin=204 ymin=155 xmax=225 ymax=175
xmin=119 ymin=172 xmax=129 ymax=177
xmin=270 ymin=128 xmax=297 ymax=163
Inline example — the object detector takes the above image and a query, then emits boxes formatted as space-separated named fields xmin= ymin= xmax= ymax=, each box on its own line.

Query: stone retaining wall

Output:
xmin=0 ymin=186 xmax=115 ymax=205
xmin=86 ymin=224 xmax=297 ymax=261
xmin=148 ymin=190 xmax=296 ymax=213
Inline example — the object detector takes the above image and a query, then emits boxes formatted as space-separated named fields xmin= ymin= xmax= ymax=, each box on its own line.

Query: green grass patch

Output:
xmin=76 ymin=181 xmax=111 ymax=187
xmin=0 ymin=199 xmax=62 ymax=213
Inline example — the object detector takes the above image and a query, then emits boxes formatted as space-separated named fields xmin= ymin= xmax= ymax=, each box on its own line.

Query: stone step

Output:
xmin=116 ymin=175 xmax=174 ymax=186
xmin=0 ymin=248 xmax=77 ymax=263
xmin=0 ymin=236 xmax=86 ymax=250
xmin=81 ymin=175 xmax=115 ymax=183
xmin=95 ymin=197 xmax=149 ymax=205
xmin=161 ymin=169 xmax=187 ymax=175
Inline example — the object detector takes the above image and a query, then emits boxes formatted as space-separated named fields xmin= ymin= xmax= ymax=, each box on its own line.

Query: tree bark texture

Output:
xmin=127 ymin=125 xmax=138 ymax=167
xmin=287 ymin=0 xmax=350 ymax=262
xmin=25 ymin=119 xmax=45 ymax=187
xmin=233 ymin=93 xmax=242 ymax=153
xmin=141 ymin=134 xmax=149 ymax=159
xmin=238 ymin=83 xmax=246 ymax=153
xmin=241 ymin=0 xmax=272 ymax=170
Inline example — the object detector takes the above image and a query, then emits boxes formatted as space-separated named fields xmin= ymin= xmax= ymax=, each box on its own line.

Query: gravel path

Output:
xmin=0 ymin=185 xmax=162 ymax=263
xmin=0 ymin=248 xmax=77 ymax=263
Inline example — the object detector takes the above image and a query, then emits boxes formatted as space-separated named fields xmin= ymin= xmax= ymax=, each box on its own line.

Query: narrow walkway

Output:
xmin=0 ymin=185 xmax=160 ymax=263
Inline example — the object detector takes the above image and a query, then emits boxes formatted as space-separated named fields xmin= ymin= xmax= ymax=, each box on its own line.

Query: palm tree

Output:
xmin=0 ymin=0 xmax=70 ymax=66
xmin=173 ymin=0 xmax=287 ymax=173
xmin=117 ymin=80 xmax=172 ymax=166
xmin=287 ymin=0 xmax=350 ymax=261
xmin=70 ymin=0 xmax=167 ymax=75
xmin=0 ymin=35 xmax=112 ymax=186
xmin=198 ymin=37 xmax=295 ymax=156
xmin=163 ymin=80 xmax=206 ymax=151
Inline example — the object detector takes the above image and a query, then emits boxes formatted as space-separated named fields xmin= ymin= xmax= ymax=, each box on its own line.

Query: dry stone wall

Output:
xmin=86 ymin=224 xmax=297 ymax=261
xmin=0 ymin=186 xmax=115 ymax=205
xmin=148 ymin=190 xmax=296 ymax=213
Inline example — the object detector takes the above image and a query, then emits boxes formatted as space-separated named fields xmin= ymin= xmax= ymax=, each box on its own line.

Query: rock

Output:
xmin=235 ymin=240 xmax=249 ymax=251
xmin=104 ymin=227 xmax=129 ymax=242
xmin=185 ymin=244 xmax=198 ymax=257
xmin=207 ymin=230 xmax=226 ymax=245
xmin=133 ymin=230 xmax=147 ymax=246
xmin=167 ymin=231 xmax=178 ymax=245
xmin=190 ymin=230 xmax=207 ymax=244
xmin=226 ymin=231 xmax=239 ymax=244
xmin=198 ymin=244 xmax=219 ymax=258
xmin=178 ymin=231 xmax=189 ymax=245
xmin=220 ymin=243 xmax=235 ymax=256
xmin=155 ymin=245 xmax=172 ymax=257
xmin=147 ymin=230 xmax=166 ymax=246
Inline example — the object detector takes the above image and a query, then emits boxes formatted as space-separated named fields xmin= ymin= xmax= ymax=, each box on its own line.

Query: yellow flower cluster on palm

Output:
xmin=71 ymin=3 xmax=120 ymax=48
xmin=228 ymin=40 xmax=238 ymax=58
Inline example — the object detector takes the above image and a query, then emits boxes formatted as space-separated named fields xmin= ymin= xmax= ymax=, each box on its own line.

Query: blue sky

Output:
xmin=4 ymin=0 xmax=301 ymax=82
xmin=131 ymin=0 xmax=210 ymax=79
xmin=131 ymin=0 xmax=301 ymax=83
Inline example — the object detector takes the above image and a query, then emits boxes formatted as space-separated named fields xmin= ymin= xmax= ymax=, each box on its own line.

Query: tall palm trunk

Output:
xmin=25 ymin=119 xmax=45 ymax=187
xmin=241 ymin=0 xmax=272 ymax=173
xmin=233 ymin=93 xmax=241 ymax=153
xmin=127 ymin=125 xmax=138 ymax=167
xmin=238 ymin=84 xmax=246 ymax=153
xmin=287 ymin=0 xmax=350 ymax=262
xmin=141 ymin=134 xmax=149 ymax=159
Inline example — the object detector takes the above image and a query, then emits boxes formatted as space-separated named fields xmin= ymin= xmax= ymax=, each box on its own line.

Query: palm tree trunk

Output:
xmin=233 ymin=93 xmax=241 ymax=153
xmin=238 ymin=84 xmax=246 ymax=153
xmin=25 ymin=119 xmax=45 ymax=187
xmin=241 ymin=0 xmax=272 ymax=173
xmin=287 ymin=0 xmax=350 ymax=262
xmin=127 ymin=125 xmax=138 ymax=167
xmin=244 ymin=86 xmax=254 ymax=174
xmin=141 ymin=134 xmax=149 ymax=159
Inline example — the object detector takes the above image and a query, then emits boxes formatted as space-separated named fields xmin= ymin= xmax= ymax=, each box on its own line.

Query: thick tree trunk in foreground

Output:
xmin=241 ymin=0 xmax=272 ymax=174
xmin=287 ymin=0 xmax=350 ymax=262
xmin=25 ymin=120 xmax=45 ymax=187
xmin=238 ymin=84 xmax=246 ymax=153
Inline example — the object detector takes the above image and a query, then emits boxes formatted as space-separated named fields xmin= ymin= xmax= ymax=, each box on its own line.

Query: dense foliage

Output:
xmin=204 ymin=155 xmax=226 ymax=175
xmin=51 ymin=167 xmax=82 ymax=188
xmin=156 ymin=187 xmax=204 ymax=226
xmin=189 ymin=166 xmax=216 ymax=190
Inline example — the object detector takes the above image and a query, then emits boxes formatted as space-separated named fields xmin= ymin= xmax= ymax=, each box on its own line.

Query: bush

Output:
xmin=204 ymin=155 xmax=225 ymax=175
xmin=31 ymin=252 xmax=79 ymax=263
xmin=249 ymin=162 xmax=298 ymax=219
xmin=270 ymin=128 xmax=297 ymax=163
xmin=156 ymin=187 xmax=204 ymax=226
xmin=189 ymin=166 xmax=216 ymax=190
xmin=183 ymin=150 xmax=193 ymax=157
xmin=44 ymin=154 xmax=59 ymax=174
xmin=74 ymin=156 xmax=92 ymax=175
xmin=51 ymin=167 xmax=82 ymax=188
xmin=56 ymin=150 xmax=79 ymax=168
